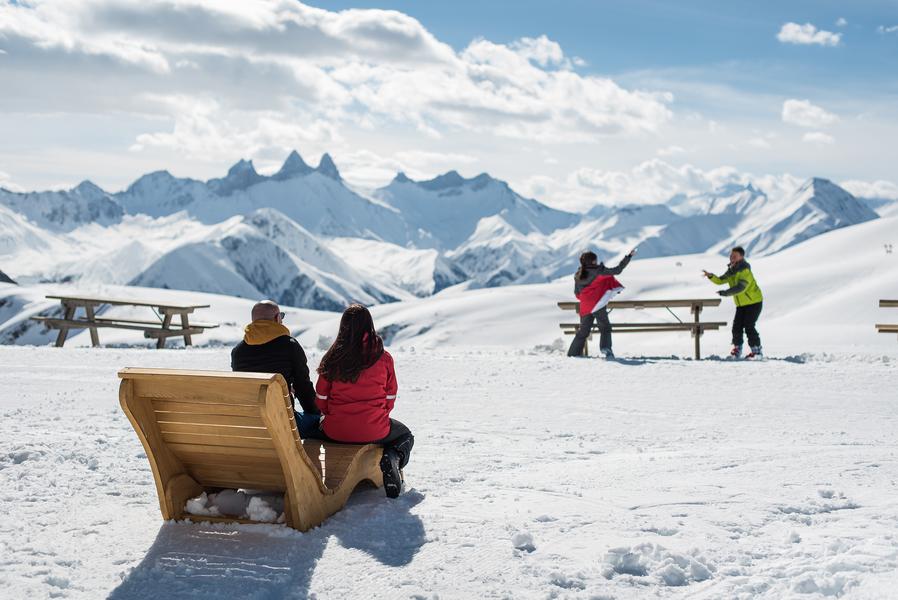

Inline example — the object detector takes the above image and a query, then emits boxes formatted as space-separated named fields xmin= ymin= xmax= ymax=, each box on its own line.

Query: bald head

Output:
xmin=252 ymin=300 xmax=281 ymax=322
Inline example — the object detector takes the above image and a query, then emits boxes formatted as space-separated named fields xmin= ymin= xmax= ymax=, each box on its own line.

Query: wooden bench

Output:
xmin=558 ymin=299 xmax=726 ymax=360
xmin=32 ymin=294 xmax=218 ymax=348
xmin=118 ymin=368 xmax=384 ymax=531
xmin=877 ymin=300 xmax=898 ymax=340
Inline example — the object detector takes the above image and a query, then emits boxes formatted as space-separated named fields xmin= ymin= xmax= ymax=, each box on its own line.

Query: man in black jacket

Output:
xmin=231 ymin=300 xmax=320 ymax=435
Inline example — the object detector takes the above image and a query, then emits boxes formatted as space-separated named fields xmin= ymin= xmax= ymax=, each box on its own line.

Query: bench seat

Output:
xmin=876 ymin=323 xmax=898 ymax=333
xmin=119 ymin=368 xmax=383 ymax=531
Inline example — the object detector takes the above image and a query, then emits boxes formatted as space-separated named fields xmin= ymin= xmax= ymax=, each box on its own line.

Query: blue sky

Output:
xmin=0 ymin=0 xmax=896 ymax=208
xmin=315 ymin=0 xmax=896 ymax=82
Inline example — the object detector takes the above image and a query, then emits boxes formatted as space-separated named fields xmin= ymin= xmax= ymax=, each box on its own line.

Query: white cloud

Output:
xmin=782 ymin=99 xmax=838 ymax=128
xmin=0 ymin=170 xmax=24 ymax=192
xmin=520 ymin=159 xmax=835 ymax=213
xmin=878 ymin=25 xmax=898 ymax=34
xmin=802 ymin=131 xmax=835 ymax=145
xmin=840 ymin=179 xmax=898 ymax=200
xmin=777 ymin=22 xmax=841 ymax=46
xmin=0 ymin=0 xmax=673 ymax=162
xmin=657 ymin=145 xmax=686 ymax=157
xmin=836 ymin=18 xmax=848 ymax=28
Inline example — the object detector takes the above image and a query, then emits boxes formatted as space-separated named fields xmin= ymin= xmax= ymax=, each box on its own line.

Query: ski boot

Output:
xmin=745 ymin=346 xmax=763 ymax=360
xmin=602 ymin=348 xmax=616 ymax=361
xmin=728 ymin=345 xmax=743 ymax=360
xmin=380 ymin=448 xmax=403 ymax=499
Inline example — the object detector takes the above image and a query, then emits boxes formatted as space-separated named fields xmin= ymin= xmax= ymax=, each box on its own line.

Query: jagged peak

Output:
xmin=227 ymin=158 xmax=258 ymax=177
xmin=274 ymin=150 xmax=313 ymax=180
xmin=316 ymin=153 xmax=341 ymax=180
xmin=73 ymin=180 xmax=106 ymax=196
xmin=392 ymin=171 xmax=412 ymax=184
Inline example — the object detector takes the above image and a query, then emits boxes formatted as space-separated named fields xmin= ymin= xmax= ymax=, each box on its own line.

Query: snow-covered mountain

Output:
xmin=374 ymin=171 xmax=579 ymax=249
xmin=129 ymin=209 xmax=405 ymax=311
xmin=0 ymin=181 xmax=123 ymax=231
xmin=0 ymin=149 xmax=883 ymax=310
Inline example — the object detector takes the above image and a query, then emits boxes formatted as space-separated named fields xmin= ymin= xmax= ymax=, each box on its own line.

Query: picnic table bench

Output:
xmin=119 ymin=368 xmax=384 ymax=531
xmin=31 ymin=294 xmax=218 ymax=349
xmin=558 ymin=298 xmax=726 ymax=360
xmin=877 ymin=300 xmax=898 ymax=340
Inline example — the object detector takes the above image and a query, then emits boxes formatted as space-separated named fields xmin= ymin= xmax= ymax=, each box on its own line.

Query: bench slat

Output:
xmin=876 ymin=324 xmax=898 ymax=332
xmin=175 ymin=450 xmax=283 ymax=470
xmin=161 ymin=431 xmax=279 ymax=450
xmin=155 ymin=412 xmax=266 ymax=428
xmin=184 ymin=465 xmax=286 ymax=490
xmin=167 ymin=442 xmax=279 ymax=459
xmin=137 ymin=379 xmax=270 ymax=404
xmin=158 ymin=422 xmax=271 ymax=438
xmin=152 ymin=400 xmax=264 ymax=418
xmin=560 ymin=322 xmax=727 ymax=330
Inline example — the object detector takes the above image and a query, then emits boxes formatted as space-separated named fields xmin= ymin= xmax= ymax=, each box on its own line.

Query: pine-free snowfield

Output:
xmin=2 ymin=346 xmax=897 ymax=599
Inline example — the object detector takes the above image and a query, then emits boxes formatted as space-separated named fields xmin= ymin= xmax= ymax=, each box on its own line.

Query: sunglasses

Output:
xmin=278 ymin=312 xmax=286 ymax=320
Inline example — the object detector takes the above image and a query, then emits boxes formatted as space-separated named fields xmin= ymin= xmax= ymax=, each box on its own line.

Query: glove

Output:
xmin=717 ymin=290 xmax=726 ymax=296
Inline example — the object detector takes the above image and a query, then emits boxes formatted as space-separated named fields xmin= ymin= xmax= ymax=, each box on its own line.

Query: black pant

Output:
xmin=567 ymin=308 xmax=611 ymax=356
xmin=304 ymin=418 xmax=414 ymax=470
xmin=732 ymin=302 xmax=762 ymax=348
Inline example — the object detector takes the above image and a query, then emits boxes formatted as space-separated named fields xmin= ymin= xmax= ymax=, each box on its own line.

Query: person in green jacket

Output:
xmin=703 ymin=246 xmax=764 ymax=359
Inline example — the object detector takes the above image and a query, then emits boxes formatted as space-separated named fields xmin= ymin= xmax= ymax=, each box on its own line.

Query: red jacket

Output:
xmin=576 ymin=275 xmax=624 ymax=316
xmin=315 ymin=351 xmax=397 ymax=443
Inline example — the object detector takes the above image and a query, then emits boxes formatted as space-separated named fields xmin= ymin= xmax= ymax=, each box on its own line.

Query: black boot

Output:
xmin=380 ymin=448 xmax=402 ymax=499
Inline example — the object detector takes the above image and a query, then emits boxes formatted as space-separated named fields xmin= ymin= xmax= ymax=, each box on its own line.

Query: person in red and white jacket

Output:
xmin=567 ymin=249 xmax=636 ymax=359
xmin=312 ymin=304 xmax=413 ymax=499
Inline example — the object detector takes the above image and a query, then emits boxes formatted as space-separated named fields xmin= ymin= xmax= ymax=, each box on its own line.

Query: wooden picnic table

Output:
xmin=876 ymin=299 xmax=898 ymax=340
xmin=32 ymin=294 xmax=217 ymax=349
xmin=558 ymin=298 xmax=725 ymax=360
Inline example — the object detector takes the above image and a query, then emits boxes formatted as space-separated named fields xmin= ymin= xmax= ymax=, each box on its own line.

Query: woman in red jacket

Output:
xmin=314 ymin=304 xmax=414 ymax=499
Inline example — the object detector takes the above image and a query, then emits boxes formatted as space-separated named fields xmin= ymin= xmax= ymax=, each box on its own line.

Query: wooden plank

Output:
xmin=37 ymin=318 xmax=164 ymax=332
xmin=155 ymin=412 xmax=266 ymax=428
xmin=152 ymin=399 xmax=263 ymax=418
xmin=562 ymin=326 xmax=725 ymax=334
xmin=559 ymin=322 xmax=726 ymax=330
xmin=94 ymin=317 xmax=219 ymax=328
xmin=83 ymin=304 xmax=100 ymax=347
xmin=180 ymin=312 xmax=193 ymax=346
xmin=167 ymin=442 xmax=279 ymax=459
xmin=156 ymin=312 xmax=173 ymax=349
xmin=174 ymin=450 xmax=283 ymax=470
xmin=144 ymin=327 xmax=207 ymax=339
xmin=158 ymin=422 xmax=271 ymax=438
xmin=879 ymin=300 xmax=898 ymax=308
xmin=876 ymin=324 xmax=898 ymax=332
xmin=54 ymin=303 xmax=76 ymax=347
xmin=120 ymin=368 xmax=279 ymax=384
xmin=161 ymin=431 xmax=279 ymax=450
xmin=45 ymin=294 xmax=210 ymax=310
xmin=184 ymin=465 xmax=286 ymax=489
xmin=134 ymin=378 xmax=273 ymax=403
xmin=558 ymin=299 xmax=722 ymax=310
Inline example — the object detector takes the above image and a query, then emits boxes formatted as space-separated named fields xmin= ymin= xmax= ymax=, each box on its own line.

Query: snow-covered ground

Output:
xmin=2 ymin=201 xmax=897 ymax=598
xmin=2 ymin=345 xmax=897 ymax=599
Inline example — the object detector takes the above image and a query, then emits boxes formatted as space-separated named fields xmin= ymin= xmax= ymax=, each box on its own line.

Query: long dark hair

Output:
xmin=317 ymin=304 xmax=385 ymax=383
xmin=575 ymin=251 xmax=598 ymax=280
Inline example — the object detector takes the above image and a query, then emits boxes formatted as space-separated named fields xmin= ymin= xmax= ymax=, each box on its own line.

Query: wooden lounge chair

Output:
xmin=118 ymin=368 xmax=384 ymax=531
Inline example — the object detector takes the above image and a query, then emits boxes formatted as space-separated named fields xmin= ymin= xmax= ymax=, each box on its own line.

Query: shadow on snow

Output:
xmin=108 ymin=488 xmax=427 ymax=599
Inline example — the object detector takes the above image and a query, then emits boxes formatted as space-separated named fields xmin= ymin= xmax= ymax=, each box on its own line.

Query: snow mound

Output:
xmin=601 ymin=543 xmax=714 ymax=586
xmin=185 ymin=490 xmax=284 ymax=523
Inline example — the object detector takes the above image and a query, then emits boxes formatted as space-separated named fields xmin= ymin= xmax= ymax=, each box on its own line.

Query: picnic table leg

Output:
xmin=692 ymin=304 xmax=703 ymax=360
xmin=55 ymin=303 xmax=76 ymax=347
xmin=180 ymin=312 xmax=193 ymax=347
xmin=157 ymin=313 xmax=172 ymax=349
xmin=83 ymin=303 xmax=101 ymax=348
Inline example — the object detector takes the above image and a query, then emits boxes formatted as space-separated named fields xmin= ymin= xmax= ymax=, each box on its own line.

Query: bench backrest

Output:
xmin=118 ymin=368 xmax=322 ymax=496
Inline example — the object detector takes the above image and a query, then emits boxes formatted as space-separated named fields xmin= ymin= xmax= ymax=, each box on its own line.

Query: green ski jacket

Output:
xmin=709 ymin=260 xmax=763 ymax=307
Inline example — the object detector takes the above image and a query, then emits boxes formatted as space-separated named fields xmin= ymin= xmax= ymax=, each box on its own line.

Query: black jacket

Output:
xmin=231 ymin=336 xmax=319 ymax=414
xmin=574 ymin=254 xmax=632 ymax=295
